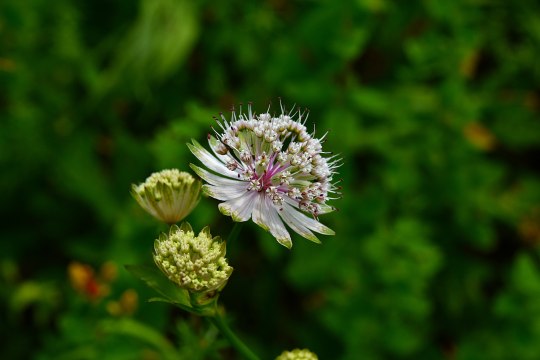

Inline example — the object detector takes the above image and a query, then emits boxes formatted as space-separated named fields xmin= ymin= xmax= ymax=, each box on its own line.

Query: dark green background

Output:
xmin=2 ymin=0 xmax=540 ymax=359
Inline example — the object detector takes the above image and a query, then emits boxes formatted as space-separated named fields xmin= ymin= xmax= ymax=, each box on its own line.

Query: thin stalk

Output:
xmin=227 ymin=222 xmax=244 ymax=245
xmin=209 ymin=309 xmax=260 ymax=360
xmin=212 ymin=222 xmax=257 ymax=359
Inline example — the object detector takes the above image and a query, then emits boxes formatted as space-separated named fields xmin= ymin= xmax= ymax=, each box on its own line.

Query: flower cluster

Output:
xmin=189 ymin=103 xmax=340 ymax=248
xmin=153 ymin=223 xmax=232 ymax=293
xmin=276 ymin=349 xmax=318 ymax=360
xmin=131 ymin=169 xmax=201 ymax=224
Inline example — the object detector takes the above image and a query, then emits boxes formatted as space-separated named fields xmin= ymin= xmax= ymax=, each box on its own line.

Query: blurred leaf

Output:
xmin=100 ymin=318 xmax=178 ymax=360
xmin=101 ymin=0 xmax=198 ymax=93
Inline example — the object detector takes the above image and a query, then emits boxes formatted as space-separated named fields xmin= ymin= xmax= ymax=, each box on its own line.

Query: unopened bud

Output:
xmin=153 ymin=223 xmax=233 ymax=295
xmin=131 ymin=169 xmax=201 ymax=224
xmin=276 ymin=349 xmax=318 ymax=360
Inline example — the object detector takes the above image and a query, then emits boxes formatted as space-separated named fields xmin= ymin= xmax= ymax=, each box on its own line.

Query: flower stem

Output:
xmin=227 ymin=222 xmax=244 ymax=245
xmin=209 ymin=309 xmax=260 ymax=360
xmin=214 ymin=222 xmax=257 ymax=358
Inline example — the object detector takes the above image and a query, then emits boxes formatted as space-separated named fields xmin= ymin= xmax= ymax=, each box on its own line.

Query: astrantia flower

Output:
xmin=153 ymin=223 xmax=232 ymax=293
xmin=276 ymin=349 xmax=318 ymax=360
xmin=131 ymin=169 xmax=201 ymax=224
xmin=188 ymin=103 xmax=340 ymax=248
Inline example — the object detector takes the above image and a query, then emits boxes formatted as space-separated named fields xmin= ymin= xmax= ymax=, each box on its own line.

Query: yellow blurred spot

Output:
xmin=106 ymin=300 xmax=122 ymax=316
xmin=460 ymin=50 xmax=479 ymax=78
xmin=0 ymin=58 xmax=16 ymax=71
xmin=524 ymin=92 xmax=539 ymax=111
xmin=463 ymin=122 xmax=496 ymax=151
xmin=357 ymin=0 xmax=387 ymax=12
xmin=106 ymin=289 xmax=138 ymax=316
xmin=519 ymin=208 xmax=540 ymax=245
xmin=141 ymin=349 xmax=161 ymax=360
xmin=68 ymin=262 xmax=94 ymax=293
xmin=119 ymin=289 xmax=139 ymax=315
xmin=100 ymin=261 xmax=118 ymax=283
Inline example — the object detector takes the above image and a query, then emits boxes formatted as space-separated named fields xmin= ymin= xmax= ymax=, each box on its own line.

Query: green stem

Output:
xmin=209 ymin=309 xmax=260 ymax=360
xmin=227 ymin=222 xmax=244 ymax=244
xmin=212 ymin=222 xmax=256 ymax=358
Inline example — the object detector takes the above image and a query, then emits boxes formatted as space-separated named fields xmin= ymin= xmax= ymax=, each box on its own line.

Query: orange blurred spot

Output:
xmin=524 ymin=92 xmax=539 ymax=111
xmin=519 ymin=208 xmax=540 ymax=245
xmin=463 ymin=122 xmax=496 ymax=151
xmin=68 ymin=261 xmax=110 ymax=301
xmin=68 ymin=262 xmax=94 ymax=293
xmin=460 ymin=50 xmax=479 ymax=78
xmin=0 ymin=58 xmax=16 ymax=71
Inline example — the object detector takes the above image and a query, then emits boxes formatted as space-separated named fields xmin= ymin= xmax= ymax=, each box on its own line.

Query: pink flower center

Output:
xmin=252 ymin=156 xmax=286 ymax=192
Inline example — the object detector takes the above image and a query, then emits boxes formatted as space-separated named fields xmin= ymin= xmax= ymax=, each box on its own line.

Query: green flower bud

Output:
xmin=132 ymin=169 xmax=201 ymax=224
xmin=276 ymin=349 xmax=318 ymax=360
xmin=153 ymin=223 xmax=233 ymax=295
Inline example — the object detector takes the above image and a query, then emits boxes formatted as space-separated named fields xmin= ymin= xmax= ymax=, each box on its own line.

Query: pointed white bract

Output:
xmin=189 ymin=103 xmax=341 ymax=248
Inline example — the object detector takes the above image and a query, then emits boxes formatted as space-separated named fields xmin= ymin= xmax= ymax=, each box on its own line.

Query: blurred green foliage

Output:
xmin=1 ymin=0 xmax=540 ymax=359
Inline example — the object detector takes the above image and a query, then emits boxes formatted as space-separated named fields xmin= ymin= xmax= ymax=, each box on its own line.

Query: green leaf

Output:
xmin=125 ymin=264 xmax=191 ymax=308
xmin=99 ymin=318 xmax=179 ymax=360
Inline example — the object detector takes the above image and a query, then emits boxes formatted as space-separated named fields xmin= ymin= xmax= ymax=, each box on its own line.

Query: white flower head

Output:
xmin=188 ymin=103 xmax=341 ymax=249
xmin=131 ymin=169 xmax=201 ymax=224
xmin=276 ymin=349 xmax=318 ymax=360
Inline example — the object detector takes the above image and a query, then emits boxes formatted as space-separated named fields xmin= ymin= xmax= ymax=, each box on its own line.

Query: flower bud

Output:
xmin=153 ymin=223 xmax=233 ymax=295
xmin=131 ymin=169 xmax=201 ymax=224
xmin=276 ymin=349 xmax=318 ymax=360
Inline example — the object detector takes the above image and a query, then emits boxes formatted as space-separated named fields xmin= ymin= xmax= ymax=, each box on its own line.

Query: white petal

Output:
xmin=218 ymin=191 xmax=258 ymax=222
xmin=251 ymin=194 xmax=292 ymax=249
xmin=203 ymin=183 xmax=249 ymax=201
xmin=264 ymin=202 xmax=292 ymax=248
xmin=190 ymin=164 xmax=242 ymax=186
xmin=282 ymin=202 xmax=335 ymax=235
xmin=251 ymin=194 xmax=269 ymax=231
xmin=280 ymin=205 xmax=321 ymax=243
xmin=250 ymin=196 xmax=292 ymax=248
xmin=187 ymin=139 xmax=238 ymax=179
